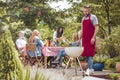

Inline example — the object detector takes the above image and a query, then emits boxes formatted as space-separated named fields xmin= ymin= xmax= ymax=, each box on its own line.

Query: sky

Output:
xmin=48 ymin=0 xmax=82 ymax=11
xmin=2 ymin=0 xmax=82 ymax=11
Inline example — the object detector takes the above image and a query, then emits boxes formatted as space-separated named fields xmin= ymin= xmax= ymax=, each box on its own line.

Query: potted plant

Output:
xmin=116 ymin=62 xmax=120 ymax=73
xmin=79 ymin=56 xmax=87 ymax=70
xmin=93 ymin=54 xmax=107 ymax=71
xmin=93 ymin=37 xmax=108 ymax=71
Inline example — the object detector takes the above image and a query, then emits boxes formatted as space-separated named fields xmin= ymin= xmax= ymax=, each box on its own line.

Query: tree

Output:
xmin=0 ymin=29 xmax=23 ymax=80
xmin=0 ymin=0 xmax=64 ymax=29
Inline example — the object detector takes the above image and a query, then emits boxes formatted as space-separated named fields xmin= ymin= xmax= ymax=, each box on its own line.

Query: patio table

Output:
xmin=42 ymin=47 xmax=64 ymax=68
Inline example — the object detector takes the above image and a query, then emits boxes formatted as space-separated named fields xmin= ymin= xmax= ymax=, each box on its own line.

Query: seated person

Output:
xmin=53 ymin=26 xmax=65 ymax=46
xmin=52 ymin=32 xmax=81 ymax=66
xmin=28 ymin=30 xmax=44 ymax=57
xmin=16 ymin=31 xmax=27 ymax=57
xmin=44 ymin=37 xmax=51 ymax=47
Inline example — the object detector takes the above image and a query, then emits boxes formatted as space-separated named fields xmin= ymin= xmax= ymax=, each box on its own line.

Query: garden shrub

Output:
xmin=104 ymin=56 xmax=120 ymax=70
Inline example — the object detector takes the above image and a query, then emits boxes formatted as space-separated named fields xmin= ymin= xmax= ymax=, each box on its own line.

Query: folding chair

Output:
xmin=65 ymin=47 xmax=84 ymax=76
xmin=26 ymin=43 xmax=43 ymax=67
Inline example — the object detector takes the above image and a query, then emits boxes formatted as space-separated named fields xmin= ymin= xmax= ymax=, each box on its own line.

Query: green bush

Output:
xmin=108 ymin=74 xmax=120 ymax=80
xmin=0 ymin=29 xmax=23 ymax=80
xmin=20 ymin=66 xmax=49 ymax=80
xmin=24 ymin=67 xmax=30 ymax=80
xmin=32 ymin=70 xmax=49 ymax=80
xmin=104 ymin=56 xmax=120 ymax=70
xmin=93 ymin=54 xmax=109 ymax=63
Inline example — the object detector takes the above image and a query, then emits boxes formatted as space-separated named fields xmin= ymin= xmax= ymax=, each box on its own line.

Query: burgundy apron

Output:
xmin=81 ymin=15 xmax=96 ymax=57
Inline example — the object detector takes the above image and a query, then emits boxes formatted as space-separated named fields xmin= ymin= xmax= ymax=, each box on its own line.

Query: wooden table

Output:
xmin=42 ymin=47 xmax=64 ymax=68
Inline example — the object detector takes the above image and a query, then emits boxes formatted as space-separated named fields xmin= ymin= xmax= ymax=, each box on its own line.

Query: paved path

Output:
xmin=29 ymin=65 xmax=112 ymax=80
xmin=82 ymin=76 xmax=107 ymax=80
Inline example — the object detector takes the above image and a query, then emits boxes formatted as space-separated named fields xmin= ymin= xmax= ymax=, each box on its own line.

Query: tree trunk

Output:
xmin=103 ymin=0 xmax=111 ymax=35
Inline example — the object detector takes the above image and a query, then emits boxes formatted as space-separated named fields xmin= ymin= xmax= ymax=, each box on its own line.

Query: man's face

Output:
xmin=83 ymin=8 xmax=90 ymax=16
xmin=19 ymin=32 xmax=24 ymax=38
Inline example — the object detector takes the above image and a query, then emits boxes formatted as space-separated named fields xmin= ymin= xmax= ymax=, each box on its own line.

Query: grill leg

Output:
xmin=75 ymin=58 xmax=77 ymax=76
xmin=65 ymin=58 xmax=71 ymax=69
xmin=77 ymin=57 xmax=85 ymax=77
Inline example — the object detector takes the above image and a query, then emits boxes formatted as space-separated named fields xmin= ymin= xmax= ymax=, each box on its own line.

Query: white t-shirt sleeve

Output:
xmin=81 ymin=17 xmax=84 ymax=23
xmin=40 ymin=40 xmax=44 ymax=47
xmin=91 ymin=15 xmax=98 ymax=26
xmin=16 ymin=39 xmax=26 ymax=49
xmin=53 ymin=31 xmax=57 ymax=39
xmin=16 ymin=39 xmax=21 ymax=48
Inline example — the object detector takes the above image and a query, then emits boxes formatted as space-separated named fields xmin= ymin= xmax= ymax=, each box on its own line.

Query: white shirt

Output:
xmin=53 ymin=31 xmax=57 ymax=40
xmin=53 ymin=31 xmax=65 ymax=43
xmin=16 ymin=38 xmax=27 ymax=49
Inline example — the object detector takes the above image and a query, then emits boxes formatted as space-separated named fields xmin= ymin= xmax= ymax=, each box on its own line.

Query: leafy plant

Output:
xmin=104 ymin=56 xmax=120 ymax=70
xmin=0 ymin=29 xmax=23 ymax=80
xmin=18 ymin=66 xmax=49 ymax=80
xmin=93 ymin=54 xmax=109 ymax=63
xmin=32 ymin=71 xmax=49 ymax=80
xmin=79 ymin=56 xmax=87 ymax=61
xmin=108 ymin=73 xmax=120 ymax=80
xmin=24 ymin=67 xmax=30 ymax=80
xmin=93 ymin=37 xmax=109 ymax=63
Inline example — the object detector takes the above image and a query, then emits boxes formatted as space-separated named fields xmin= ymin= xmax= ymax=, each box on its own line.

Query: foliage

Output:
xmin=24 ymin=67 xmax=30 ymax=80
xmin=18 ymin=66 xmax=49 ymax=80
xmin=0 ymin=0 xmax=65 ymax=29
xmin=104 ymin=56 xmax=120 ymax=70
xmin=108 ymin=73 xmax=120 ymax=80
xmin=96 ymin=37 xmax=107 ymax=54
xmin=99 ymin=25 xmax=120 ymax=58
xmin=93 ymin=37 xmax=109 ymax=63
xmin=93 ymin=54 xmax=109 ymax=63
xmin=108 ymin=25 xmax=120 ymax=56
xmin=79 ymin=56 xmax=87 ymax=61
xmin=36 ymin=24 xmax=53 ymax=41
xmin=32 ymin=70 xmax=49 ymax=80
xmin=0 ymin=0 xmax=120 ymax=76
xmin=0 ymin=29 xmax=23 ymax=80
xmin=94 ymin=25 xmax=120 ymax=58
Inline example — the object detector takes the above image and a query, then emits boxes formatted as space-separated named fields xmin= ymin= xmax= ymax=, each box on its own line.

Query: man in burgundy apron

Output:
xmin=81 ymin=5 xmax=99 ymax=75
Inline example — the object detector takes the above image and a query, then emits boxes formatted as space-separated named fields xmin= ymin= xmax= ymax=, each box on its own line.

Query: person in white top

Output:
xmin=16 ymin=31 xmax=27 ymax=57
xmin=53 ymin=26 xmax=65 ymax=46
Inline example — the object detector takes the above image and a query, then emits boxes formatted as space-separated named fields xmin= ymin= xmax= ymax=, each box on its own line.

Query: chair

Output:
xmin=15 ymin=45 xmax=27 ymax=65
xmin=26 ymin=43 xmax=43 ymax=66
xmin=65 ymin=47 xmax=84 ymax=76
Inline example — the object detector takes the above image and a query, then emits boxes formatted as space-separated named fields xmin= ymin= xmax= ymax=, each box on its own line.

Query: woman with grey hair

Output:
xmin=16 ymin=31 xmax=27 ymax=57
xmin=16 ymin=31 xmax=27 ymax=64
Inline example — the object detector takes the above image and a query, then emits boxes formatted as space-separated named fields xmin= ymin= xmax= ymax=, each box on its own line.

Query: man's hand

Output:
xmin=91 ymin=38 xmax=95 ymax=45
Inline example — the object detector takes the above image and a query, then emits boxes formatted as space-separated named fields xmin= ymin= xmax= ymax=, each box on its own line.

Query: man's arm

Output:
xmin=79 ymin=25 xmax=83 ymax=40
xmin=92 ymin=24 xmax=99 ymax=38
xmin=91 ymin=14 xmax=99 ymax=44
xmin=91 ymin=24 xmax=99 ymax=45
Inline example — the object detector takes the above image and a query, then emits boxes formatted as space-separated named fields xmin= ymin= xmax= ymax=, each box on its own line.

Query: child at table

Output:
xmin=52 ymin=32 xmax=82 ymax=66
